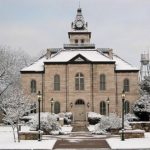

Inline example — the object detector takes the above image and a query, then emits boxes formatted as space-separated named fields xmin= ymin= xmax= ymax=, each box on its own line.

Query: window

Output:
xmin=75 ymin=39 xmax=78 ymax=43
xmin=75 ymin=73 xmax=84 ymax=90
xmin=54 ymin=74 xmax=60 ymax=91
xmin=124 ymin=100 xmax=130 ymax=114
xmin=54 ymin=101 xmax=60 ymax=114
xmin=75 ymin=99 xmax=85 ymax=105
xmin=81 ymin=39 xmax=84 ymax=43
xmin=100 ymin=74 xmax=106 ymax=91
xmin=31 ymin=80 xmax=36 ymax=93
xmin=124 ymin=79 xmax=129 ymax=92
xmin=100 ymin=101 xmax=106 ymax=115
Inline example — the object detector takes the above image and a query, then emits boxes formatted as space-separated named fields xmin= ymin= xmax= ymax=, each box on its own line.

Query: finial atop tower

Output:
xmin=79 ymin=0 xmax=80 ymax=8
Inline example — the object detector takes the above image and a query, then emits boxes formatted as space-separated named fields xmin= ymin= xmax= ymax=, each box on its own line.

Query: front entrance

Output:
xmin=74 ymin=99 xmax=86 ymax=121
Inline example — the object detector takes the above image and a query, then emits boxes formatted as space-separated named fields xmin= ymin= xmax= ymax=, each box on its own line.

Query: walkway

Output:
xmin=53 ymin=139 xmax=111 ymax=149
xmin=53 ymin=121 xmax=111 ymax=149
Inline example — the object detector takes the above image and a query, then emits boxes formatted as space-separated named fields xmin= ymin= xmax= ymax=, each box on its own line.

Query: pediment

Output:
xmin=68 ymin=54 xmax=91 ymax=63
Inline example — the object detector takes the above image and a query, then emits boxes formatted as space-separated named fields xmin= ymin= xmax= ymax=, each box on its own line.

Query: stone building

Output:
xmin=21 ymin=7 xmax=139 ymax=121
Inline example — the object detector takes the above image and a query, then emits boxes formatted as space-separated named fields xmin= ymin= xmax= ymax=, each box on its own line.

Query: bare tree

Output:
xmin=0 ymin=46 xmax=33 ymax=96
xmin=1 ymin=86 xmax=31 ymax=142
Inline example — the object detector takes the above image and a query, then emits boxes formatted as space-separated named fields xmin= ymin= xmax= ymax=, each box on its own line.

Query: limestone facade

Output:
xmin=21 ymin=7 xmax=139 ymax=121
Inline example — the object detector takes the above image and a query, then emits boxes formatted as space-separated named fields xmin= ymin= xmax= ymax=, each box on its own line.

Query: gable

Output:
xmin=68 ymin=54 xmax=91 ymax=63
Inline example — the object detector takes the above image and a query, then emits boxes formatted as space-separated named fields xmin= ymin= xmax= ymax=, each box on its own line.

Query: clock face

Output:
xmin=76 ymin=20 xmax=83 ymax=28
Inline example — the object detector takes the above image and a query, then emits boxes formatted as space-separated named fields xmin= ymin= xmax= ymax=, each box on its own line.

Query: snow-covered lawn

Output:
xmin=107 ymin=132 xmax=150 ymax=149
xmin=0 ymin=125 xmax=72 ymax=149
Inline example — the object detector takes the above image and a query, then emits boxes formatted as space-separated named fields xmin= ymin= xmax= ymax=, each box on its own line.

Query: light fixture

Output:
xmin=70 ymin=102 xmax=73 ymax=108
xmin=87 ymin=102 xmax=90 ymax=108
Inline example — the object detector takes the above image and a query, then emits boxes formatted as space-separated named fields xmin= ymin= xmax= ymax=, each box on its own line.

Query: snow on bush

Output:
xmin=92 ymin=113 xmax=130 ymax=135
xmin=133 ymin=94 xmax=150 ymax=121
xmin=88 ymin=112 xmax=102 ymax=125
xmin=133 ymin=76 xmax=150 ymax=121
xmin=64 ymin=112 xmax=72 ymax=125
xmin=29 ymin=112 xmax=61 ymax=134
xmin=125 ymin=113 xmax=139 ymax=122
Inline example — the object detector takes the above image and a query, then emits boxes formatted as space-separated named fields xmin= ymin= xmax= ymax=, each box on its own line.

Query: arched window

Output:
xmin=124 ymin=100 xmax=130 ymax=114
xmin=75 ymin=73 xmax=84 ymax=90
xmin=100 ymin=101 xmax=106 ymax=115
xmin=75 ymin=99 xmax=85 ymax=105
xmin=54 ymin=74 xmax=60 ymax=91
xmin=124 ymin=79 xmax=130 ymax=92
xmin=54 ymin=101 xmax=60 ymax=114
xmin=100 ymin=74 xmax=106 ymax=91
xmin=31 ymin=80 xmax=36 ymax=93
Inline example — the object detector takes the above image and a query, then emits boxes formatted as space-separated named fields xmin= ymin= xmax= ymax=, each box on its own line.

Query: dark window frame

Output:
xmin=75 ymin=73 xmax=84 ymax=90
xmin=54 ymin=101 xmax=60 ymax=114
xmin=100 ymin=101 xmax=106 ymax=115
xmin=100 ymin=74 xmax=106 ymax=91
xmin=54 ymin=74 xmax=60 ymax=91
xmin=31 ymin=80 xmax=36 ymax=93
xmin=124 ymin=78 xmax=130 ymax=92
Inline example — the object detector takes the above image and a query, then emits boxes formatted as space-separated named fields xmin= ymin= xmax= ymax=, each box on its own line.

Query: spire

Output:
xmin=71 ymin=7 xmax=88 ymax=31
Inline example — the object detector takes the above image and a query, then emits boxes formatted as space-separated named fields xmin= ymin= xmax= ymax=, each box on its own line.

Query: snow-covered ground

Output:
xmin=0 ymin=125 xmax=72 ymax=149
xmin=107 ymin=132 xmax=150 ymax=149
xmin=0 ymin=125 xmax=150 ymax=149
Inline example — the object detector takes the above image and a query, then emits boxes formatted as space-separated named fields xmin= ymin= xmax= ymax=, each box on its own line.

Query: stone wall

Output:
xmin=130 ymin=122 xmax=150 ymax=132
xmin=119 ymin=130 xmax=145 ymax=139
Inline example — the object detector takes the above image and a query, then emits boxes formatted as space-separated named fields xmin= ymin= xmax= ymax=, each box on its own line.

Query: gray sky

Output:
xmin=0 ymin=0 xmax=150 ymax=67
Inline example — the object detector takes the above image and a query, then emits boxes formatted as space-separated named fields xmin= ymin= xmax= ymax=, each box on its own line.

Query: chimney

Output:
xmin=46 ymin=49 xmax=51 ymax=59
xmin=108 ymin=49 xmax=113 ymax=59
xmin=100 ymin=48 xmax=113 ymax=59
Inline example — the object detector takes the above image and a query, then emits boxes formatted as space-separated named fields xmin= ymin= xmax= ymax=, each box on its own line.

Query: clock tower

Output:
xmin=64 ymin=7 xmax=95 ymax=49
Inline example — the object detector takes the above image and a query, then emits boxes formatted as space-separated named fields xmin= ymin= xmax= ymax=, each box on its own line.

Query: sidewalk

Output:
xmin=53 ymin=139 xmax=111 ymax=150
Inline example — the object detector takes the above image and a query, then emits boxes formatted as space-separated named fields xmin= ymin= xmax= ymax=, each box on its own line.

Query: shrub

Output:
xmin=29 ymin=112 xmax=61 ymax=134
xmin=125 ymin=113 xmax=139 ymax=122
xmin=92 ymin=113 xmax=130 ymax=134
xmin=88 ymin=112 xmax=102 ymax=125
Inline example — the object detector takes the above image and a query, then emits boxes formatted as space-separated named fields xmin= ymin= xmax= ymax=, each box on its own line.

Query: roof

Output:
xmin=21 ymin=49 xmax=139 ymax=72
xmin=21 ymin=57 xmax=46 ymax=72
xmin=44 ymin=49 xmax=115 ymax=63
xmin=113 ymin=55 xmax=138 ymax=71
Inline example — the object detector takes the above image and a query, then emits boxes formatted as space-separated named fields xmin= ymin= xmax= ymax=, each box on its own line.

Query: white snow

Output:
xmin=61 ymin=125 xmax=73 ymax=133
xmin=87 ymin=125 xmax=95 ymax=132
xmin=44 ymin=49 xmax=114 ymax=62
xmin=21 ymin=57 xmax=46 ymax=72
xmin=88 ymin=111 xmax=102 ymax=119
xmin=0 ymin=126 xmax=56 ymax=149
xmin=113 ymin=54 xmax=138 ymax=71
xmin=107 ymin=133 xmax=150 ymax=149
xmin=0 ymin=125 xmax=150 ymax=149
xmin=21 ymin=49 xmax=138 ymax=72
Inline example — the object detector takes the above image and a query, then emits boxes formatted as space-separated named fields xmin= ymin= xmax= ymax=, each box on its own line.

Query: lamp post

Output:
xmin=50 ymin=98 xmax=54 ymax=114
xmin=106 ymin=97 xmax=110 ymax=116
xmin=121 ymin=90 xmax=126 ymax=141
xmin=37 ymin=91 xmax=42 ymax=141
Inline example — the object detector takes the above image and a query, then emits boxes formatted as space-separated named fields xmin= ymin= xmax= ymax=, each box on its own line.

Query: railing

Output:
xmin=64 ymin=43 xmax=95 ymax=49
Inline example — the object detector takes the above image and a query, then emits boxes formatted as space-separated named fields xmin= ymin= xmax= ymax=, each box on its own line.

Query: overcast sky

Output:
xmin=0 ymin=0 xmax=150 ymax=67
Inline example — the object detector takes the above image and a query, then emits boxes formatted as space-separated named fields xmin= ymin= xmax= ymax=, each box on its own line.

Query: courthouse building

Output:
xmin=21 ymin=7 xmax=139 ymax=121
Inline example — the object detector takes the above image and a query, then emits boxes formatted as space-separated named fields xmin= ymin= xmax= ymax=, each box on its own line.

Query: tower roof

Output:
xmin=71 ymin=7 xmax=88 ymax=31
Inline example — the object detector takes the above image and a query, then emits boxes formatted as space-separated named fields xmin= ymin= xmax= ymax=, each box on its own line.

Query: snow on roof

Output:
xmin=21 ymin=57 xmax=46 ymax=72
xmin=21 ymin=49 xmax=138 ymax=72
xmin=44 ymin=49 xmax=114 ymax=63
xmin=113 ymin=54 xmax=139 ymax=71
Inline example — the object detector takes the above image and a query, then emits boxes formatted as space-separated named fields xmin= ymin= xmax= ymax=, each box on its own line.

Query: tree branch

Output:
xmin=0 ymin=82 xmax=12 ymax=96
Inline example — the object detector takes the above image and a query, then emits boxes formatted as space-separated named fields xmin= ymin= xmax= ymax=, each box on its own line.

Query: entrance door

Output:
xmin=74 ymin=99 xmax=86 ymax=121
